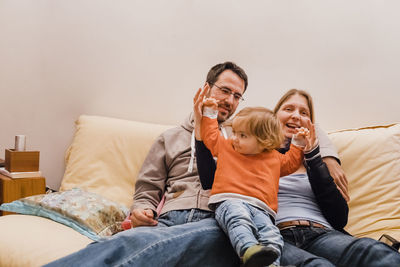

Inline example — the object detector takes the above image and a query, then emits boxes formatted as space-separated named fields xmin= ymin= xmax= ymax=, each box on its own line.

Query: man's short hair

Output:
xmin=206 ymin=61 xmax=248 ymax=92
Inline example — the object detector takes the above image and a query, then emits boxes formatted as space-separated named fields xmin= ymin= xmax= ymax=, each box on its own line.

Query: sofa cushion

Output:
xmin=60 ymin=115 xmax=174 ymax=207
xmin=328 ymin=123 xmax=400 ymax=240
xmin=0 ymin=215 xmax=91 ymax=266
xmin=0 ymin=188 xmax=129 ymax=241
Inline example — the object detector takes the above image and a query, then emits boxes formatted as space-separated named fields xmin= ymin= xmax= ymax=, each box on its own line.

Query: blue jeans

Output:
xmin=280 ymin=226 xmax=400 ymax=267
xmin=215 ymin=199 xmax=283 ymax=265
xmin=43 ymin=209 xmax=239 ymax=267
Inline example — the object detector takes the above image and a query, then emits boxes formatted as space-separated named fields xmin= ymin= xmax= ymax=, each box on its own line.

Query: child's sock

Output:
xmin=242 ymin=244 xmax=279 ymax=267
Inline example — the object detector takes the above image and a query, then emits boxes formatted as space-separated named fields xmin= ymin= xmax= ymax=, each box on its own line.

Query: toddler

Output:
xmin=196 ymin=96 xmax=316 ymax=267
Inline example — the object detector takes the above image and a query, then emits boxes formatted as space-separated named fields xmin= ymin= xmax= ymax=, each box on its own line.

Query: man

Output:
xmin=130 ymin=62 xmax=248 ymax=228
xmin=44 ymin=62 xmax=345 ymax=266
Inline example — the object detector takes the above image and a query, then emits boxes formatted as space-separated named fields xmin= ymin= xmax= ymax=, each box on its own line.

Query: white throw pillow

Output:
xmin=60 ymin=115 xmax=174 ymax=207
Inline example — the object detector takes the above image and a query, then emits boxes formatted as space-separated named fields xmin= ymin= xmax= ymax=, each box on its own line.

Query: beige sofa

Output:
xmin=0 ymin=115 xmax=399 ymax=266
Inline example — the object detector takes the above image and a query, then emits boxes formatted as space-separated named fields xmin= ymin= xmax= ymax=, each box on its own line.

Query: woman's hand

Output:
xmin=299 ymin=118 xmax=349 ymax=201
xmin=298 ymin=118 xmax=349 ymax=201
xmin=292 ymin=119 xmax=318 ymax=152
xmin=303 ymin=118 xmax=318 ymax=152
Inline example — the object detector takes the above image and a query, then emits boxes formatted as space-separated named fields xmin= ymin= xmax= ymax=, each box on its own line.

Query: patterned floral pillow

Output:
xmin=0 ymin=188 xmax=129 ymax=241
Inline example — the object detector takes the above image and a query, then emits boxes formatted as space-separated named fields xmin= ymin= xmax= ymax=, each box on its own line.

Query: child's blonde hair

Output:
xmin=227 ymin=107 xmax=284 ymax=151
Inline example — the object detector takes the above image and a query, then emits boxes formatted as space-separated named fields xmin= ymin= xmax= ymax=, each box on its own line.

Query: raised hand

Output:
xmin=302 ymin=118 xmax=318 ymax=152
xmin=292 ymin=127 xmax=308 ymax=149
xmin=295 ymin=118 xmax=349 ymax=201
xmin=193 ymin=84 xmax=210 ymax=140
xmin=292 ymin=119 xmax=318 ymax=152
xmin=193 ymin=84 xmax=209 ymax=124
xmin=203 ymin=97 xmax=218 ymax=109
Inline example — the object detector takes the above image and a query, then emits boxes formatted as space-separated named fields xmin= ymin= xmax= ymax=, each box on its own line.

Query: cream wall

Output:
xmin=1 ymin=0 xmax=399 ymax=190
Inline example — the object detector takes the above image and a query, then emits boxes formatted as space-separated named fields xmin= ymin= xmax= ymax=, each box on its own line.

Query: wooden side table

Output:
xmin=0 ymin=173 xmax=46 ymax=215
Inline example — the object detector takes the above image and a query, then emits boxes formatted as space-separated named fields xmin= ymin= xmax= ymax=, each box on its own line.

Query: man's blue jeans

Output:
xmin=42 ymin=209 xmax=400 ymax=267
xmin=215 ymin=199 xmax=283 ymax=265
xmin=280 ymin=226 xmax=400 ymax=267
xmin=43 ymin=209 xmax=239 ymax=267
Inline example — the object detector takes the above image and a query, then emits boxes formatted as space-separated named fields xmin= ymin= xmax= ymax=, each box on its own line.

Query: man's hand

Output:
xmin=129 ymin=208 xmax=158 ymax=228
xmin=323 ymin=157 xmax=350 ymax=202
xmin=193 ymin=84 xmax=210 ymax=140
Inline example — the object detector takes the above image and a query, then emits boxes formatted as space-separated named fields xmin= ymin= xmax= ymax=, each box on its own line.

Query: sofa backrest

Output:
xmin=60 ymin=115 xmax=174 ymax=208
xmin=61 ymin=115 xmax=400 ymax=240
xmin=329 ymin=123 xmax=400 ymax=240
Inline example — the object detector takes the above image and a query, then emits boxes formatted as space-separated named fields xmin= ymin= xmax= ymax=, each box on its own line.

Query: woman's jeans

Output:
xmin=43 ymin=209 xmax=239 ymax=267
xmin=215 ymin=199 xmax=283 ymax=265
xmin=280 ymin=226 xmax=400 ymax=267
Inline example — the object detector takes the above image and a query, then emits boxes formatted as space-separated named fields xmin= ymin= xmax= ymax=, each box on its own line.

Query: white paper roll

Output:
xmin=15 ymin=135 xmax=26 ymax=151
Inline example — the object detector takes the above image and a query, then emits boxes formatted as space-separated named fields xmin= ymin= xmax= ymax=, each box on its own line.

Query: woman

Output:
xmin=195 ymin=89 xmax=400 ymax=266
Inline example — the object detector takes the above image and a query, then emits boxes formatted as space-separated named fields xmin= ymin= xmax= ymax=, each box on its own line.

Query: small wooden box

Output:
xmin=5 ymin=149 xmax=40 ymax=172
xmin=0 ymin=173 xmax=46 ymax=215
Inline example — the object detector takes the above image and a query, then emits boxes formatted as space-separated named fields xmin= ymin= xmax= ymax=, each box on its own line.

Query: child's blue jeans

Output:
xmin=215 ymin=199 xmax=283 ymax=266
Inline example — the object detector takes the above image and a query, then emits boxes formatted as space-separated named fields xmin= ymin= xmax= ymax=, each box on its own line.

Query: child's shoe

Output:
xmin=243 ymin=244 xmax=279 ymax=267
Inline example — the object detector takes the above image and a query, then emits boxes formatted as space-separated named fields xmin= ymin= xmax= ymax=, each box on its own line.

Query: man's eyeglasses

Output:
xmin=210 ymin=83 xmax=244 ymax=102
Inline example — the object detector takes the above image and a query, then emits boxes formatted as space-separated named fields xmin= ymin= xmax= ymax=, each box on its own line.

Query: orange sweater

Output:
xmin=201 ymin=116 xmax=303 ymax=212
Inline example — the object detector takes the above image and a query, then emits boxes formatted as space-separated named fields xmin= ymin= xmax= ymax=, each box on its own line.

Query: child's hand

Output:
xmin=203 ymin=97 xmax=218 ymax=110
xmin=293 ymin=118 xmax=318 ymax=152
xmin=292 ymin=127 xmax=309 ymax=149
xmin=201 ymin=96 xmax=219 ymax=121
